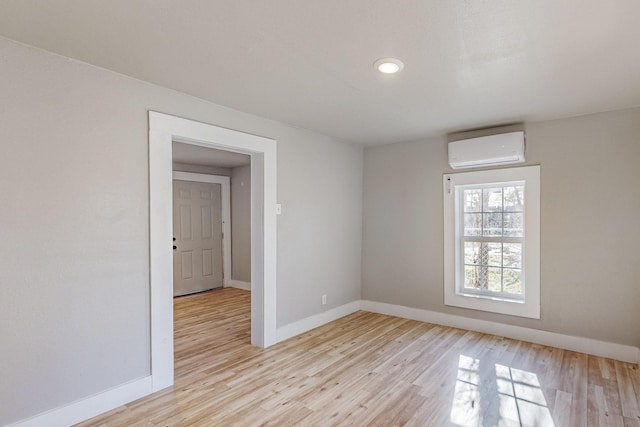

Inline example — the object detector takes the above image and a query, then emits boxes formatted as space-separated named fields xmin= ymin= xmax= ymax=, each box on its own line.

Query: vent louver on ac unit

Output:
xmin=448 ymin=131 xmax=525 ymax=169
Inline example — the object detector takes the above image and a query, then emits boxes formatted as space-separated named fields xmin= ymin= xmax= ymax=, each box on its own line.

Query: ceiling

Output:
xmin=1 ymin=1 xmax=639 ymax=146
xmin=173 ymin=142 xmax=250 ymax=168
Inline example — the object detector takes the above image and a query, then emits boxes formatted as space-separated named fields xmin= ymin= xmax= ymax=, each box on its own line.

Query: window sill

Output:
xmin=456 ymin=291 xmax=524 ymax=304
xmin=445 ymin=290 xmax=540 ymax=319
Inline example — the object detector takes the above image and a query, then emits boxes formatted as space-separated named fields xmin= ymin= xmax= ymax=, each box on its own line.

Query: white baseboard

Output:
xmin=276 ymin=300 xmax=362 ymax=343
xmin=10 ymin=376 xmax=153 ymax=427
xmin=361 ymin=300 xmax=640 ymax=364
xmin=227 ymin=280 xmax=251 ymax=291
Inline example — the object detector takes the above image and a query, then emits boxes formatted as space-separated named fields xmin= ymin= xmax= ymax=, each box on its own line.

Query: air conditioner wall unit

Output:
xmin=448 ymin=131 xmax=525 ymax=169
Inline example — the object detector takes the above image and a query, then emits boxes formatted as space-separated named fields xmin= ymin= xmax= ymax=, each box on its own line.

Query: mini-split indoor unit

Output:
xmin=448 ymin=131 xmax=525 ymax=169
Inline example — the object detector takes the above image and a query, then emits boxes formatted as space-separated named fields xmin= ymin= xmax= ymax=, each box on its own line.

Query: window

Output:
xmin=443 ymin=166 xmax=540 ymax=318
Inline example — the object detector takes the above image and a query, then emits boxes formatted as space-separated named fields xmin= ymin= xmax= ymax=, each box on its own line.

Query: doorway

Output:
xmin=148 ymin=111 xmax=277 ymax=392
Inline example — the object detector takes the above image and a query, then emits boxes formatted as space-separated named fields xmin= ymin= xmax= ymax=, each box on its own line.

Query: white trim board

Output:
xmin=149 ymin=111 xmax=278 ymax=393
xmin=361 ymin=300 xmax=640 ymax=364
xmin=276 ymin=300 xmax=362 ymax=343
xmin=443 ymin=166 xmax=541 ymax=319
xmin=172 ymin=172 xmax=232 ymax=287
xmin=10 ymin=377 xmax=152 ymax=427
xmin=228 ymin=280 xmax=251 ymax=291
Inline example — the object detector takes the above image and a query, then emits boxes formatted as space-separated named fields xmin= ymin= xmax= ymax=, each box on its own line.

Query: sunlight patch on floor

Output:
xmin=450 ymin=355 xmax=555 ymax=427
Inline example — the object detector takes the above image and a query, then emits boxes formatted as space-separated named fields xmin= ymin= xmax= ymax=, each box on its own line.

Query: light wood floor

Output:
xmin=78 ymin=288 xmax=640 ymax=427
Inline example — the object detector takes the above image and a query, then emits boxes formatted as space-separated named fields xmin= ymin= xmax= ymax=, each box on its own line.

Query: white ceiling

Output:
xmin=173 ymin=142 xmax=250 ymax=168
xmin=1 ymin=1 xmax=639 ymax=145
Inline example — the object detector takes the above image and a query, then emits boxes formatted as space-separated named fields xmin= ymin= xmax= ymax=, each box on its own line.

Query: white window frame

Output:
xmin=443 ymin=165 xmax=540 ymax=319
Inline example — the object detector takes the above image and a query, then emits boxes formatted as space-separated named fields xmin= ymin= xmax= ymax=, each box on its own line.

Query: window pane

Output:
xmin=504 ymin=186 xmax=524 ymax=212
xmin=503 ymin=243 xmax=522 ymax=268
xmin=464 ymin=265 xmax=485 ymax=289
xmin=483 ymin=187 xmax=503 ymax=212
xmin=463 ymin=189 xmax=482 ymax=212
xmin=464 ymin=213 xmax=482 ymax=236
xmin=487 ymin=243 xmax=502 ymax=267
xmin=483 ymin=212 xmax=503 ymax=236
xmin=488 ymin=267 xmax=502 ymax=292
xmin=504 ymin=213 xmax=524 ymax=237
xmin=464 ymin=242 xmax=481 ymax=265
xmin=503 ymin=268 xmax=522 ymax=294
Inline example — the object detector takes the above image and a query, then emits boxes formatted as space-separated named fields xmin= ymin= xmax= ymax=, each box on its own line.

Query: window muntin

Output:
xmin=456 ymin=182 xmax=525 ymax=300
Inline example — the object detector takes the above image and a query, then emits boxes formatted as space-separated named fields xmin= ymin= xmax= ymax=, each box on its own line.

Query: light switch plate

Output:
xmin=275 ymin=204 xmax=282 ymax=215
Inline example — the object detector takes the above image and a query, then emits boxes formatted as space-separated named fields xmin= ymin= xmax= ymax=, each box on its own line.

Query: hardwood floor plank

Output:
xmin=616 ymin=360 xmax=640 ymax=419
xmin=624 ymin=416 xmax=640 ymax=427
xmin=75 ymin=288 xmax=640 ymax=427
xmin=554 ymin=389 xmax=573 ymax=427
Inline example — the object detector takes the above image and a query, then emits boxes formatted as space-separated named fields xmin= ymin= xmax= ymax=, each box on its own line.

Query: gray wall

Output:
xmin=231 ymin=165 xmax=251 ymax=282
xmin=172 ymin=162 xmax=231 ymax=176
xmin=0 ymin=38 xmax=363 ymax=425
xmin=362 ymin=108 xmax=640 ymax=348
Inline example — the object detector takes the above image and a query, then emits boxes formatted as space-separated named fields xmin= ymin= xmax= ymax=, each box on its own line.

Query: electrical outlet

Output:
xmin=321 ymin=294 xmax=327 ymax=305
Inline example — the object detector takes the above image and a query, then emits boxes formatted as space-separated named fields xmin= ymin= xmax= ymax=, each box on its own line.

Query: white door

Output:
xmin=173 ymin=180 xmax=223 ymax=296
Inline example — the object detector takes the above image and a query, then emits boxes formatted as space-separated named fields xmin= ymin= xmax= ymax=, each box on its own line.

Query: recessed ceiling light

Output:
xmin=374 ymin=57 xmax=404 ymax=74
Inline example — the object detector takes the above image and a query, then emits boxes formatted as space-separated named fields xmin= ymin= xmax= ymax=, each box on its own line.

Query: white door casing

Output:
xmin=149 ymin=111 xmax=277 ymax=392
xmin=172 ymin=180 xmax=223 ymax=296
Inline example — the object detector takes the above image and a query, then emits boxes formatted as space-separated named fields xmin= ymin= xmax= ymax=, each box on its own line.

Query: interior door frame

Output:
xmin=173 ymin=172 xmax=231 ymax=288
xmin=149 ymin=111 xmax=277 ymax=392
